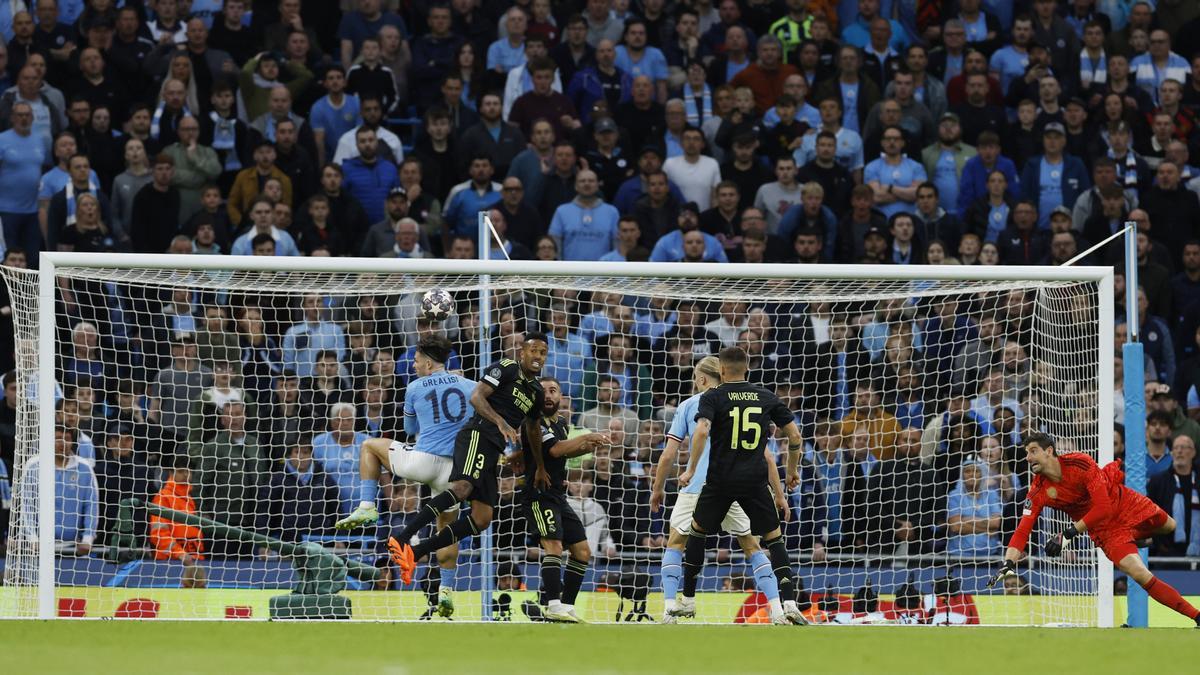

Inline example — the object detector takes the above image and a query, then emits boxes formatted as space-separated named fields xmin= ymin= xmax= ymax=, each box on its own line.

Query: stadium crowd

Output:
xmin=0 ymin=0 xmax=1199 ymax=597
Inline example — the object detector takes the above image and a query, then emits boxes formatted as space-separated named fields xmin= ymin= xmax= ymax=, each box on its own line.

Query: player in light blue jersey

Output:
xmin=335 ymin=335 xmax=473 ymax=617
xmin=649 ymin=356 xmax=803 ymax=624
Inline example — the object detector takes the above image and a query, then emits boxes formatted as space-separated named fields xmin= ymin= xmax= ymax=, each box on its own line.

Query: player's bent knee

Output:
xmin=1159 ymin=516 xmax=1177 ymax=535
xmin=736 ymin=534 xmax=760 ymax=555
xmin=762 ymin=528 xmax=782 ymax=542
xmin=569 ymin=541 xmax=591 ymax=563
xmin=1118 ymin=553 xmax=1153 ymax=583
xmin=689 ymin=520 xmax=708 ymax=535
xmin=450 ymin=480 xmax=472 ymax=499
xmin=541 ymin=539 xmax=563 ymax=555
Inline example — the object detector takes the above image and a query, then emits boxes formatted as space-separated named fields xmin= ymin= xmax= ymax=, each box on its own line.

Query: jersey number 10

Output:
xmin=425 ymin=389 xmax=468 ymax=424
xmin=728 ymin=406 xmax=763 ymax=451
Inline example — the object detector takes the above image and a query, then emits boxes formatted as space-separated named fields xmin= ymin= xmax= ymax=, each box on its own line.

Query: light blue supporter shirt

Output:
xmin=989 ymin=47 xmax=1029 ymax=96
xmin=794 ymin=127 xmax=864 ymax=171
xmin=933 ymin=149 xmax=960 ymax=213
xmin=839 ymin=81 xmax=861 ymax=132
xmin=549 ymin=200 xmax=620 ymax=260
xmin=0 ymin=129 xmax=49 ymax=213
xmin=864 ymin=156 xmax=927 ymax=218
xmin=945 ymin=484 xmax=1002 ymax=557
xmin=404 ymin=372 xmax=475 ymax=458
xmin=487 ymin=38 xmax=526 ymax=72
xmin=1037 ymin=157 xmax=1064 ymax=228
xmin=614 ymin=45 xmax=669 ymax=82
xmin=309 ymin=94 xmax=361 ymax=160
xmin=668 ymin=392 xmax=710 ymax=495
xmin=312 ymin=431 xmax=371 ymax=514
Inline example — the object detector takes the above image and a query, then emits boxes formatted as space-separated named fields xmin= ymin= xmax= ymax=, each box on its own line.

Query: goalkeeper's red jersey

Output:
xmin=1007 ymin=453 xmax=1159 ymax=553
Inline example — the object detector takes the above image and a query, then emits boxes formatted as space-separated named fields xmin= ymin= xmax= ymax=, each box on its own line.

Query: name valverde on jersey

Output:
xmin=403 ymin=373 xmax=475 ymax=458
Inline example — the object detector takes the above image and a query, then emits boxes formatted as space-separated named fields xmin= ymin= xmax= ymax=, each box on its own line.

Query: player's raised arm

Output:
xmin=548 ymin=431 xmax=610 ymax=459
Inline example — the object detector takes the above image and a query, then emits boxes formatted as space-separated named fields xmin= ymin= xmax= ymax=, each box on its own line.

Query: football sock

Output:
xmin=661 ymin=547 xmax=684 ymax=606
xmin=682 ymin=532 xmax=706 ymax=597
xmin=765 ymin=536 xmax=795 ymax=603
xmin=393 ymin=490 xmax=459 ymax=545
xmin=357 ymin=478 xmax=378 ymax=507
xmin=439 ymin=565 xmax=457 ymax=591
xmin=562 ymin=557 xmax=587 ymax=606
xmin=541 ymin=554 xmax=563 ymax=605
xmin=750 ymin=550 xmax=780 ymax=601
xmin=413 ymin=516 xmax=478 ymax=560
xmin=1143 ymin=576 xmax=1200 ymax=620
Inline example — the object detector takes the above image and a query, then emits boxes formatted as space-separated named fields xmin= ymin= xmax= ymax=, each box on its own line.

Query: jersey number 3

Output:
xmin=728 ymin=407 xmax=763 ymax=450
xmin=425 ymin=389 xmax=468 ymax=424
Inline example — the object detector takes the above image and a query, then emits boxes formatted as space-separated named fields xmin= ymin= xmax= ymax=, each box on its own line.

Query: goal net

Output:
xmin=0 ymin=254 xmax=1112 ymax=625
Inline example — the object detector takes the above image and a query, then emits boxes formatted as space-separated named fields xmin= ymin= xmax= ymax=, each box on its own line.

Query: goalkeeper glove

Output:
xmin=986 ymin=560 xmax=1017 ymax=589
xmin=1044 ymin=524 xmax=1080 ymax=558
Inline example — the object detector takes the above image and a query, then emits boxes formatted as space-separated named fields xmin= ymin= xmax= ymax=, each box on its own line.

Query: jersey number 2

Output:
xmin=425 ymin=389 xmax=468 ymax=424
xmin=728 ymin=406 xmax=762 ymax=450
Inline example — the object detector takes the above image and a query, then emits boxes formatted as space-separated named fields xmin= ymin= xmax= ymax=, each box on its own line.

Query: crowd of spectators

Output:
xmin=0 ymin=0 xmax=1198 ymax=585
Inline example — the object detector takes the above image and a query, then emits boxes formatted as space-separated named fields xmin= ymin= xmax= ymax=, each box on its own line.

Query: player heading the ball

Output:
xmin=675 ymin=347 xmax=803 ymax=625
xmin=988 ymin=433 xmax=1200 ymax=627
xmin=389 ymin=332 xmax=551 ymax=586
xmin=336 ymin=334 xmax=474 ymax=617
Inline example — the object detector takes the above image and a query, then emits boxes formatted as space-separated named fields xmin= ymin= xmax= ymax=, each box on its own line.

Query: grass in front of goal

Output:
xmin=2 ymin=621 xmax=1194 ymax=674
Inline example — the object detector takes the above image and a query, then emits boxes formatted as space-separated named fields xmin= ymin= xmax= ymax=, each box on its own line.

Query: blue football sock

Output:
xmin=750 ymin=551 xmax=780 ymax=601
xmin=358 ymin=478 xmax=379 ymax=505
xmin=439 ymin=566 xmax=457 ymax=591
xmin=661 ymin=547 xmax=684 ymax=601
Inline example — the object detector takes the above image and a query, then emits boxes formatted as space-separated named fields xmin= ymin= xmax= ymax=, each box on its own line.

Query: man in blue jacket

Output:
xmin=1019 ymin=122 xmax=1090 ymax=229
xmin=566 ymin=39 xmax=632 ymax=124
xmin=341 ymin=127 xmax=400 ymax=224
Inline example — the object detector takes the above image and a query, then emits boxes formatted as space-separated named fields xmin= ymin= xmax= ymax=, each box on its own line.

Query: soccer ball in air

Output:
xmin=420 ymin=289 xmax=454 ymax=322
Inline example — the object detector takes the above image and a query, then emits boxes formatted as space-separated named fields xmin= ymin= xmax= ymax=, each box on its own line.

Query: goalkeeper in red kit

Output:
xmin=988 ymin=433 xmax=1200 ymax=627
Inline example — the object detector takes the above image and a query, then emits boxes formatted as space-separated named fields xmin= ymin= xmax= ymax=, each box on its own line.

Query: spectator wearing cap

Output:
xmin=567 ymin=38 xmax=632 ymax=124
xmin=921 ymin=112 xmax=975 ymax=216
xmin=361 ymin=186 xmax=417 ymax=256
xmin=650 ymin=202 xmax=728 ymax=263
xmin=1019 ymin=122 xmax=1089 ymax=228
xmin=996 ymin=200 xmax=1050 ymax=264
xmin=864 ymin=125 xmax=926 ymax=219
xmin=1148 ymin=434 xmax=1200 ymax=557
xmin=548 ymin=169 xmax=619 ymax=261
xmin=615 ymin=144 xmax=685 ymax=215
xmin=230 ymin=196 xmax=300 ymax=256
xmin=586 ymin=116 xmax=634 ymax=200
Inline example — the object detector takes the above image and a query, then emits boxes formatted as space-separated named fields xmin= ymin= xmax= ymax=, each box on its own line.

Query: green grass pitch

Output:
xmin=1 ymin=621 xmax=1195 ymax=674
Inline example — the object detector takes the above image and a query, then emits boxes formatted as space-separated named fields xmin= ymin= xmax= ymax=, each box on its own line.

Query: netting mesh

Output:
xmin=0 ymin=260 xmax=1107 ymax=624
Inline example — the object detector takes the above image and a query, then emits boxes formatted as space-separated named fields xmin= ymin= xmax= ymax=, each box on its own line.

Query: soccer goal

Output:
xmin=0 ymin=253 xmax=1113 ymax=625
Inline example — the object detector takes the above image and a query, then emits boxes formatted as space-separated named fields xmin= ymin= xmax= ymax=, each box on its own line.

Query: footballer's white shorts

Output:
xmin=669 ymin=491 xmax=752 ymax=537
xmin=388 ymin=441 xmax=454 ymax=494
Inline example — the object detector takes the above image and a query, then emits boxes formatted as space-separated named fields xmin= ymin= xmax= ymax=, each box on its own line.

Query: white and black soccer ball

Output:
xmin=420 ymin=289 xmax=454 ymax=322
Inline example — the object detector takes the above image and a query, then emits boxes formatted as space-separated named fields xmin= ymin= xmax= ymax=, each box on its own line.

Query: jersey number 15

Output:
xmin=729 ymin=406 xmax=762 ymax=451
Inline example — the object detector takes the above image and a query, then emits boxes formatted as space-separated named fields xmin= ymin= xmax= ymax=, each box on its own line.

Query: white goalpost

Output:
xmin=0 ymin=252 xmax=1113 ymax=625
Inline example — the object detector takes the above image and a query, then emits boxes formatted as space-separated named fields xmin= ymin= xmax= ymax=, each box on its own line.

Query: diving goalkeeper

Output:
xmin=988 ymin=433 xmax=1200 ymax=627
